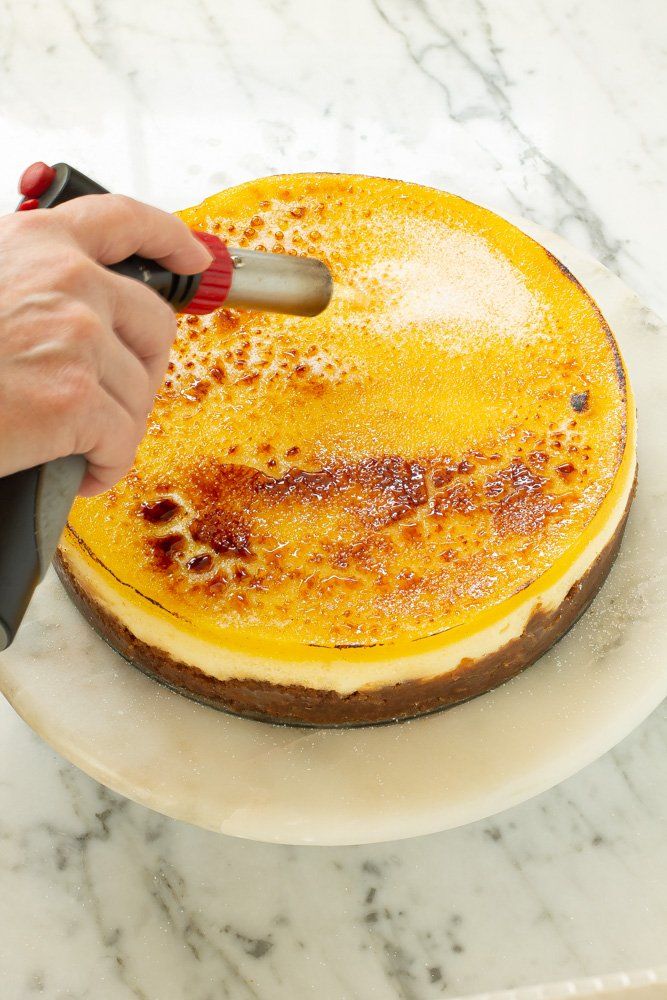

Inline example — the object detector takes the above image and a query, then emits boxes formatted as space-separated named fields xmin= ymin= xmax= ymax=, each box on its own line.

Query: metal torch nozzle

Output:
xmin=224 ymin=248 xmax=333 ymax=317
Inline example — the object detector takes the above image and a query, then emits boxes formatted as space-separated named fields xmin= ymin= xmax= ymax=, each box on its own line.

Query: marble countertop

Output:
xmin=1 ymin=0 xmax=666 ymax=996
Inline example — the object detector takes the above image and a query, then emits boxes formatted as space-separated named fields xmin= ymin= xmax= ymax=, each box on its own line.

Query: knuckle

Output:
xmin=59 ymin=301 xmax=102 ymax=348
xmin=53 ymin=251 xmax=97 ymax=291
xmin=7 ymin=212 xmax=63 ymax=260
xmin=103 ymin=193 xmax=136 ymax=224
xmin=45 ymin=363 xmax=97 ymax=429
xmin=29 ymin=297 xmax=100 ymax=362
xmin=13 ymin=208 xmax=58 ymax=236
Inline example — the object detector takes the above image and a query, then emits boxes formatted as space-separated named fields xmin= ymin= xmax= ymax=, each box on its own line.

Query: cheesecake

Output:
xmin=55 ymin=174 xmax=636 ymax=726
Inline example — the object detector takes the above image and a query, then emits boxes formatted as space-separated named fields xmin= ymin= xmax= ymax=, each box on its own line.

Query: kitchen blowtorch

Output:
xmin=0 ymin=162 xmax=333 ymax=649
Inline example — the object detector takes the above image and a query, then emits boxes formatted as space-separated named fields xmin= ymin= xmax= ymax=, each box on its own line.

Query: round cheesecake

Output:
xmin=56 ymin=174 xmax=636 ymax=726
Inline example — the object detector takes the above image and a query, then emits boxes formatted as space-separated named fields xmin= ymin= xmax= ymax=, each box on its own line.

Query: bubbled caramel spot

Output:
xmin=528 ymin=451 xmax=549 ymax=465
xmin=189 ymin=515 xmax=252 ymax=558
xmin=426 ymin=456 xmax=563 ymax=537
xmin=484 ymin=461 xmax=554 ymax=536
xmin=182 ymin=379 xmax=211 ymax=403
xmin=432 ymin=482 xmax=476 ymax=516
xmin=139 ymin=498 xmax=180 ymax=523
xmin=484 ymin=459 xmax=546 ymax=498
xmin=187 ymin=553 xmax=213 ymax=572
xmin=257 ymin=456 xmax=428 ymax=531
xmin=148 ymin=533 xmax=184 ymax=569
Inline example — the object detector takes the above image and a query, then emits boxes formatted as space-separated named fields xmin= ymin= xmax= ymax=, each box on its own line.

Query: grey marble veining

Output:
xmin=2 ymin=698 xmax=667 ymax=999
xmin=0 ymin=1 xmax=666 ymax=997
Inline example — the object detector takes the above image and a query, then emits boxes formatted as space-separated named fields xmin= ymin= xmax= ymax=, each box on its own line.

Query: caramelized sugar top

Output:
xmin=68 ymin=175 xmax=627 ymax=646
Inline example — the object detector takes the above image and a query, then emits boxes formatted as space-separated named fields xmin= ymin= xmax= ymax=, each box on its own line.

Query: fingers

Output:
xmin=87 ymin=267 xmax=182 ymax=490
xmin=36 ymin=285 xmax=168 ymax=492
xmin=86 ymin=276 xmax=177 ymax=489
xmin=104 ymin=269 xmax=177 ymax=388
xmin=28 ymin=346 xmax=142 ymax=494
xmin=53 ymin=194 xmax=214 ymax=273
xmin=76 ymin=385 xmax=146 ymax=495
xmin=99 ymin=337 xmax=152 ymax=424
xmin=36 ymin=307 xmax=153 ymax=491
xmin=0 ymin=205 xmax=188 ymax=490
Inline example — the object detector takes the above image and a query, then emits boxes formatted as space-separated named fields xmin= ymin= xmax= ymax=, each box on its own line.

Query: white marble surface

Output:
xmin=0 ymin=0 xmax=666 ymax=997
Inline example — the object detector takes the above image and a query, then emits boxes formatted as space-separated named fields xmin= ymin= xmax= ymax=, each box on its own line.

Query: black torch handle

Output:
xmin=0 ymin=456 xmax=87 ymax=651
xmin=34 ymin=163 xmax=205 ymax=309
xmin=0 ymin=163 xmax=204 ymax=649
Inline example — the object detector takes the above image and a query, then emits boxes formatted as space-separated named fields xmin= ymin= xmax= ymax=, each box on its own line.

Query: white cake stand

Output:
xmin=0 ymin=223 xmax=665 ymax=846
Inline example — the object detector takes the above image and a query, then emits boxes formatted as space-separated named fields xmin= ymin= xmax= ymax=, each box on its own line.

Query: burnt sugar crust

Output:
xmin=66 ymin=175 xmax=632 ymax=653
xmin=54 ymin=485 xmax=633 ymax=728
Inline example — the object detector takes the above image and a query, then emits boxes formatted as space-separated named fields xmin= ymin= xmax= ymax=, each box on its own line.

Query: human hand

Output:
xmin=0 ymin=195 xmax=212 ymax=495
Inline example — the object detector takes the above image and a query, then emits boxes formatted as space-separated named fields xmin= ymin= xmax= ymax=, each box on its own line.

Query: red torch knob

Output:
xmin=19 ymin=162 xmax=57 ymax=198
xmin=185 ymin=232 xmax=234 ymax=314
